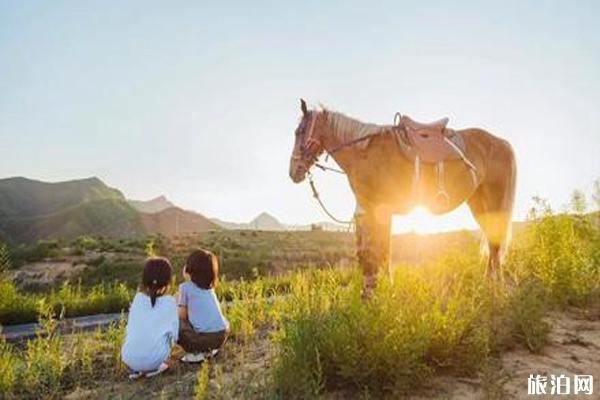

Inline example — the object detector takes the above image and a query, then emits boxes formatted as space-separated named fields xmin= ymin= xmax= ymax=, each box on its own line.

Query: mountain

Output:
xmin=249 ymin=212 xmax=286 ymax=231
xmin=0 ymin=177 xmax=123 ymax=220
xmin=0 ymin=176 xmax=338 ymax=242
xmin=0 ymin=177 xmax=219 ymax=243
xmin=212 ymin=212 xmax=287 ymax=231
xmin=139 ymin=207 xmax=219 ymax=236
xmin=211 ymin=213 xmax=345 ymax=232
xmin=210 ymin=218 xmax=249 ymax=230
xmin=128 ymin=196 xmax=175 ymax=214
xmin=0 ymin=177 xmax=143 ymax=243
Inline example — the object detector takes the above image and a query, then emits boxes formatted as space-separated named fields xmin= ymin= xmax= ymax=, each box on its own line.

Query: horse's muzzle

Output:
xmin=289 ymin=165 xmax=306 ymax=183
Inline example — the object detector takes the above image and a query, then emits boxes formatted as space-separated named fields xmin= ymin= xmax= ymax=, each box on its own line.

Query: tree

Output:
xmin=592 ymin=179 xmax=600 ymax=211
xmin=570 ymin=189 xmax=587 ymax=215
xmin=0 ymin=242 xmax=10 ymax=277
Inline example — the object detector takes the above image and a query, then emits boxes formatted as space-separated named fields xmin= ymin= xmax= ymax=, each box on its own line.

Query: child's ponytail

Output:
xmin=149 ymin=279 xmax=159 ymax=307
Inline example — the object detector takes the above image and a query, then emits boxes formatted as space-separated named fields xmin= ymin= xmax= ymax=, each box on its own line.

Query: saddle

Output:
xmin=401 ymin=115 xmax=449 ymax=131
xmin=399 ymin=115 xmax=456 ymax=163
xmin=394 ymin=114 xmax=478 ymax=206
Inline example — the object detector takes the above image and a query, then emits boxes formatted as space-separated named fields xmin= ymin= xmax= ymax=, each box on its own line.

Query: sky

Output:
xmin=1 ymin=1 xmax=599 ymax=232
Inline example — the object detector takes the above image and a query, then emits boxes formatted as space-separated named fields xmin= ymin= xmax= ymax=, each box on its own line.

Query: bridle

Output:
xmin=293 ymin=110 xmax=353 ymax=225
xmin=299 ymin=111 xmax=321 ymax=165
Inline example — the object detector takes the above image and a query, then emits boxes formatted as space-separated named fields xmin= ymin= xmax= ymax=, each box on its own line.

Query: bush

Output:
xmin=507 ymin=198 xmax=600 ymax=306
xmin=271 ymin=258 xmax=495 ymax=398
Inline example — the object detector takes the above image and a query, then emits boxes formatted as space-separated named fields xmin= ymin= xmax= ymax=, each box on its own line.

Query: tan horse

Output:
xmin=289 ymin=100 xmax=516 ymax=295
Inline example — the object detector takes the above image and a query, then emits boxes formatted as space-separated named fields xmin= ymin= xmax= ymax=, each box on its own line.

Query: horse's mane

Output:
xmin=324 ymin=109 xmax=390 ymax=150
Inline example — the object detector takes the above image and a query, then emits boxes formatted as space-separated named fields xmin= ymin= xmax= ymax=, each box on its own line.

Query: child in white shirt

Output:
xmin=121 ymin=257 xmax=179 ymax=378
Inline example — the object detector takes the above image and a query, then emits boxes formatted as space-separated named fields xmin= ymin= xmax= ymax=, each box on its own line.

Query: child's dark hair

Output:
xmin=185 ymin=249 xmax=218 ymax=290
xmin=141 ymin=257 xmax=172 ymax=307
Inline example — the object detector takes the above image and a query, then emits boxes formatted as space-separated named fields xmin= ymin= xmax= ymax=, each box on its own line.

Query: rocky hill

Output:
xmin=212 ymin=212 xmax=290 ymax=231
xmin=128 ymin=195 xmax=175 ymax=214
xmin=139 ymin=207 xmax=219 ymax=236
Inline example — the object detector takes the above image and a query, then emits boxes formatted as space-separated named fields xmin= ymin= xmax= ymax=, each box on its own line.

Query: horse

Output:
xmin=288 ymin=99 xmax=516 ymax=296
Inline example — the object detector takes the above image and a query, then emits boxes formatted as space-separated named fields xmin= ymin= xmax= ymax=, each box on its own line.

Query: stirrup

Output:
xmin=434 ymin=190 xmax=450 ymax=207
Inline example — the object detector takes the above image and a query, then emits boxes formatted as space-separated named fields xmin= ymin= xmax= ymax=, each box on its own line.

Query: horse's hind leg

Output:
xmin=467 ymin=179 xmax=515 ymax=281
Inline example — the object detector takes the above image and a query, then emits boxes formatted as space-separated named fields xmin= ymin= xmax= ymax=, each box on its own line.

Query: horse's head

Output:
xmin=289 ymin=99 xmax=324 ymax=183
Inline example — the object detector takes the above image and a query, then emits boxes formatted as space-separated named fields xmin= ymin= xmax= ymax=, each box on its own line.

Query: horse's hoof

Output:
xmin=361 ymin=287 xmax=374 ymax=301
xmin=361 ymin=276 xmax=376 ymax=300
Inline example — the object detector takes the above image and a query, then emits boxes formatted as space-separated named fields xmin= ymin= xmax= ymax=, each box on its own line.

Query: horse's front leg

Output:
xmin=355 ymin=206 xmax=391 ymax=298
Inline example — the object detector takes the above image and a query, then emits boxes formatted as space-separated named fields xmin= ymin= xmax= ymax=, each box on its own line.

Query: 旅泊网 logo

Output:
xmin=527 ymin=374 xmax=593 ymax=396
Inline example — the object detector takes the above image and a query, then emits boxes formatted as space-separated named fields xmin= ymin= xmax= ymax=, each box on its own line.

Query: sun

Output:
xmin=392 ymin=206 xmax=438 ymax=235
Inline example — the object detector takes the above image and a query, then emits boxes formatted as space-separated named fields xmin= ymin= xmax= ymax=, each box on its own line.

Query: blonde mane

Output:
xmin=324 ymin=110 xmax=390 ymax=150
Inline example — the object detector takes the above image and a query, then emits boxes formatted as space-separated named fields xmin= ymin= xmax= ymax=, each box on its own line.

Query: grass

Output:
xmin=0 ymin=280 xmax=132 ymax=325
xmin=0 ymin=199 xmax=598 ymax=398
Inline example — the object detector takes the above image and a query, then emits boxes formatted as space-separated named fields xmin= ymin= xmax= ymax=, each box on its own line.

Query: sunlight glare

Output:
xmin=392 ymin=205 xmax=480 ymax=234
xmin=393 ymin=206 xmax=436 ymax=235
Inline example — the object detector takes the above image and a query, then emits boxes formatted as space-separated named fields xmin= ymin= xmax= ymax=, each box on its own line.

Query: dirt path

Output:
xmin=409 ymin=306 xmax=600 ymax=399
xmin=1 ymin=313 xmax=123 ymax=341
xmin=500 ymin=307 xmax=600 ymax=399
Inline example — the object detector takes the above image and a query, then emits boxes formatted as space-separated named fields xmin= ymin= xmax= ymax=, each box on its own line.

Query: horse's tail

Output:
xmin=478 ymin=140 xmax=517 ymax=264
xmin=499 ymin=142 xmax=517 ymax=262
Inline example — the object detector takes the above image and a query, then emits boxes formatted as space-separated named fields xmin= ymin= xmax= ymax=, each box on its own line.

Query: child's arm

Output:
xmin=177 ymin=288 xmax=188 ymax=321
xmin=178 ymin=304 xmax=188 ymax=321
xmin=169 ymin=298 xmax=179 ymax=345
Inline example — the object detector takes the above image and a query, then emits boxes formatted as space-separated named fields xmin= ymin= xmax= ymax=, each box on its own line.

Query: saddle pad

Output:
xmin=396 ymin=129 xmax=466 ymax=164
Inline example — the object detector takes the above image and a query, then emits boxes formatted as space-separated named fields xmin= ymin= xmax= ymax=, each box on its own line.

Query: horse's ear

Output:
xmin=300 ymin=98 xmax=308 ymax=116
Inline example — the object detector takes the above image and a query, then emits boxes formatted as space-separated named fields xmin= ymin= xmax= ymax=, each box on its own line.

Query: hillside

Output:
xmin=0 ymin=177 xmax=123 ymax=219
xmin=0 ymin=177 xmax=143 ymax=243
xmin=0 ymin=177 xmax=218 ymax=243
xmin=212 ymin=212 xmax=287 ymax=231
xmin=128 ymin=195 xmax=175 ymax=213
xmin=249 ymin=212 xmax=286 ymax=230
xmin=139 ymin=207 xmax=219 ymax=236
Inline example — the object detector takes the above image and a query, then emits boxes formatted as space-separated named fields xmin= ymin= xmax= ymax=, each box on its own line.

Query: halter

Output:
xmin=292 ymin=111 xmax=353 ymax=226
xmin=291 ymin=111 xmax=322 ymax=171
xmin=300 ymin=111 xmax=320 ymax=160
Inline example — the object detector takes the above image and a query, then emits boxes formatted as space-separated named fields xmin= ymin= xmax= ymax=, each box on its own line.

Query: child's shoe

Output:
xmin=181 ymin=353 xmax=205 ymax=363
xmin=145 ymin=362 xmax=170 ymax=377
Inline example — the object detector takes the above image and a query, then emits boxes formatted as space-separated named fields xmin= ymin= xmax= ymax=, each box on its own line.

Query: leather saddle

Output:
xmin=393 ymin=113 xmax=478 ymax=206
xmin=399 ymin=115 xmax=458 ymax=163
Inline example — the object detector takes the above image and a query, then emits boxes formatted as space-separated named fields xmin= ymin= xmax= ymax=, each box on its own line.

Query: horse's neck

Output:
xmin=320 ymin=122 xmax=356 ymax=173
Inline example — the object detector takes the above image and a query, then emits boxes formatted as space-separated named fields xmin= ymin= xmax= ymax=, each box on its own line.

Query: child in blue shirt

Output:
xmin=178 ymin=249 xmax=230 ymax=363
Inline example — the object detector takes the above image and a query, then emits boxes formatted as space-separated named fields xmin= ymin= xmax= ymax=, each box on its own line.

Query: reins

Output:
xmin=314 ymin=162 xmax=345 ymax=174
xmin=307 ymin=171 xmax=354 ymax=225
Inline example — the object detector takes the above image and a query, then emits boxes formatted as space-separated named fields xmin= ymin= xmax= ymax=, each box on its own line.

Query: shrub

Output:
xmin=507 ymin=198 xmax=600 ymax=306
xmin=507 ymin=277 xmax=549 ymax=352
xmin=272 ymin=268 xmax=452 ymax=397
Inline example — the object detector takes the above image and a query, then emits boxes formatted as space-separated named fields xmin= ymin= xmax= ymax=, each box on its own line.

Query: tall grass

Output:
xmin=507 ymin=197 xmax=600 ymax=306
xmin=271 ymin=201 xmax=600 ymax=398
xmin=271 ymin=256 xmax=495 ymax=397
xmin=0 ymin=281 xmax=132 ymax=325
xmin=0 ymin=304 xmax=127 ymax=399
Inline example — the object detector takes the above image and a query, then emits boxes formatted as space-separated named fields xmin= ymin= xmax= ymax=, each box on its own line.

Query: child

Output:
xmin=178 ymin=249 xmax=230 ymax=363
xmin=121 ymin=257 xmax=179 ymax=378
